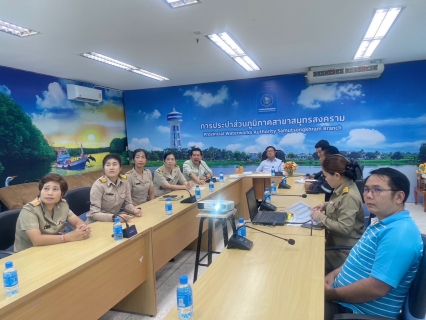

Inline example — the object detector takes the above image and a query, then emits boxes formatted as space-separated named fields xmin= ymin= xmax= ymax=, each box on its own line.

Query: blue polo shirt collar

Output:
xmin=380 ymin=210 xmax=410 ymax=225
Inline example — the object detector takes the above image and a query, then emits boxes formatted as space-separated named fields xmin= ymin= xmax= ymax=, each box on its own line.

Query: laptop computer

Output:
xmin=246 ymin=187 xmax=288 ymax=226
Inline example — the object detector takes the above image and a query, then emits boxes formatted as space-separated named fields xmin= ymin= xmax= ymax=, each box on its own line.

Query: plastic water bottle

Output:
xmin=113 ymin=217 xmax=123 ymax=241
xmin=271 ymin=165 xmax=275 ymax=176
xmin=195 ymin=185 xmax=201 ymax=201
xmin=237 ymin=218 xmax=246 ymax=237
xmin=165 ymin=198 xmax=173 ymax=216
xmin=219 ymin=172 xmax=224 ymax=183
xmin=209 ymin=180 xmax=214 ymax=193
xmin=264 ymin=188 xmax=271 ymax=203
xmin=282 ymin=174 xmax=287 ymax=185
xmin=3 ymin=261 xmax=19 ymax=297
xmin=271 ymin=181 xmax=277 ymax=195
xmin=177 ymin=275 xmax=193 ymax=319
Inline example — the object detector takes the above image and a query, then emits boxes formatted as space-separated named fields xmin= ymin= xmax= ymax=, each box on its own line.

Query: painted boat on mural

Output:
xmin=54 ymin=145 xmax=95 ymax=170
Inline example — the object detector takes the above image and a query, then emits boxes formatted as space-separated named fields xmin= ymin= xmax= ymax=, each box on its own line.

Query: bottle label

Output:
xmin=3 ymin=272 xmax=18 ymax=287
xmin=113 ymin=225 xmax=122 ymax=234
xmin=166 ymin=203 xmax=172 ymax=211
xmin=177 ymin=293 xmax=193 ymax=307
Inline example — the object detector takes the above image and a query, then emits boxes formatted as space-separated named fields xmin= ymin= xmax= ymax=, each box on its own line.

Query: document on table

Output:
xmin=286 ymin=201 xmax=318 ymax=225
xmin=295 ymin=179 xmax=317 ymax=184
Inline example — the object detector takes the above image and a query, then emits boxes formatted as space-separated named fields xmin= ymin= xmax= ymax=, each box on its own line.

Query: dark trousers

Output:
xmin=325 ymin=301 xmax=353 ymax=320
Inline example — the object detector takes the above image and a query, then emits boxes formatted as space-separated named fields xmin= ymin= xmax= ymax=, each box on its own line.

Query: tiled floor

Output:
xmin=100 ymin=202 xmax=426 ymax=320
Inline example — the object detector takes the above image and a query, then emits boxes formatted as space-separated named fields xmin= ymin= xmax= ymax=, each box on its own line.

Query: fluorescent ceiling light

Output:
xmin=0 ymin=20 xmax=39 ymax=37
xmin=354 ymin=6 xmax=405 ymax=59
xmin=206 ymin=32 xmax=260 ymax=71
xmin=79 ymin=52 xmax=169 ymax=81
xmin=165 ymin=0 xmax=200 ymax=8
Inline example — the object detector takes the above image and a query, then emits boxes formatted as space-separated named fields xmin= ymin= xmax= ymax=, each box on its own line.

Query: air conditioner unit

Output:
xmin=306 ymin=61 xmax=384 ymax=85
xmin=67 ymin=84 xmax=102 ymax=103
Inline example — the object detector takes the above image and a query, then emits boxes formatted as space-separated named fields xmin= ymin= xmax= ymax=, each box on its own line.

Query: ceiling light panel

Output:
xmin=354 ymin=6 xmax=405 ymax=60
xmin=165 ymin=0 xmax=200 ymax=8
xmin=206 ymin=32 xmax=261 ymax=71
xmin=79 ymin=52 xmax=169 ymax=81
xmin=0 ymin=20 xmax=39 ymax=37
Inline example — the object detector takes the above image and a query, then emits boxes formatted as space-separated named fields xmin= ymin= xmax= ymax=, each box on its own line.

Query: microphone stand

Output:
xmin=180 ymin=189 xmax=197 ymax=204
xmin=89 ymin=202 xmax=138 ymax=238
xmin=273 ymin=194 xmax=308 ymax=198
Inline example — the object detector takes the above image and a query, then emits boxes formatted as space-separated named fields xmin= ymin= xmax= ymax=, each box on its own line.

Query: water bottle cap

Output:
xmin=5 ymin=261 xmax=13 ymax=268
xmin=238 ymin=218 xmax=244 ymax=223
xmin=272 ymin=166 xmax=274 ymax=168
xmin=179 ymin=275 xmax=188 ymax=284
xmin=166 ymin=198 xmax=171 ymax=201
xmin=265 ymin=188 xmax=269 ymax=191
xmin=114 ymin=217 xmax=120 ymax=223
xmin=196 ymin=185 xmax=199 ymax=187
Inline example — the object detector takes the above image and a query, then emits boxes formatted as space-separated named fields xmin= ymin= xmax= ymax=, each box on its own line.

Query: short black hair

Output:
xmin=322 ymin=145 xmax=339 ymax=157
xmin=265 ymin=146 xmax=276 ymax=152
xmin=132 ymin=149 xmax=148 ymax=161
xmin=315 ymin=140 xmax=329 ymax=149
xmin=102 ymin=153 xmax=122 ymax=168
xmin=163 ymin=151 xmax=176 ymax=161
xmin=366 ymin=167 xmax=410 ymax=203
xmin=190 ymin=148 xmax=203 ymax=156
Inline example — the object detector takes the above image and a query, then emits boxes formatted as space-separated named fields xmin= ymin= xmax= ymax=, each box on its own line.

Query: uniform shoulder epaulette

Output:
xmin=175 ymin=165 xmax=180 ymax=168
xmin=99 ymin=177 xmax=108 ymax=183
xmin=61 ymin=198 xmax=67 ymax=203
xmin=126 ymin=169 xmax=133 ymax=174
xmin=29 ymin=198 xmax=41 ymax=207
xmin=156 ymin=168 xmax=164 ymax=173
xmin=342 ymin=187 xmax=349 ymax=194
xmin=120 ymin=174 xmax=127 ymax=179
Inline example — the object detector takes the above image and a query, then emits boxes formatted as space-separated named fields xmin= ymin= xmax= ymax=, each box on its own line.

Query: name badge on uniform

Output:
xmin=106 ymin=193 xmax=114 ymax=196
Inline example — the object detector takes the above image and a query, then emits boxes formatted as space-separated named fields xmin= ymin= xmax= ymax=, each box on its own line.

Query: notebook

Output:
xmin=245 ymin=187 xmax=287 ymax=226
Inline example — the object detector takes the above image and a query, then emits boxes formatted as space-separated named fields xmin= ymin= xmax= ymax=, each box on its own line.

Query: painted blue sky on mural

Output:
xmin=124 ymin=61 xmax=426 ymax=154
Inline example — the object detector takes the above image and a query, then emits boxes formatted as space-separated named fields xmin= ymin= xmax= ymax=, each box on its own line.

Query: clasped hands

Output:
xmin=310 ymin=203 xmax=325 ymax=221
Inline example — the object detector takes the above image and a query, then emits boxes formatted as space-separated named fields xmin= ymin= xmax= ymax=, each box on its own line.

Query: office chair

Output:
xmin=333 ymin=234 xmax=426 ymax=320
xmin=63 ymin=186 xmax=91 ymax=217
xmin=0 ymin=209 xmax=20 ymax=258
xmin=261 ymin=150 xmax=286 ymax=163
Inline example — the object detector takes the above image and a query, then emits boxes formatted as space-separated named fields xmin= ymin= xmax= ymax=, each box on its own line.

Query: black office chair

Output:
xmin=63 ymin=186 xmax=91 ymax=217
xmin=333 ymin=234 xmax=426 ymax=320
xmin=261 ymin=149 xmax=286 ymax=163
xmin=0 ymin=209 xmax=20 ymax=258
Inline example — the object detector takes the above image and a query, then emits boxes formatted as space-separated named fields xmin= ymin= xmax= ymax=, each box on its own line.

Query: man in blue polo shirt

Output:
xmin=324 ymin=167 xmax=423 ymax=319
xmin=256 ymin=146 xmax=284 ymax=173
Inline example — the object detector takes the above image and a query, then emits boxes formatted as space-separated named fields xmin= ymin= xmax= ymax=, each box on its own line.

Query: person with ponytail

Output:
xmin=311 ymin=154 xmax=365 ymax=248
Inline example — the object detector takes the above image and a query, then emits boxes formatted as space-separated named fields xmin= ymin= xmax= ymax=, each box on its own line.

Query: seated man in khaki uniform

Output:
xmin=183 ymin=148 xmax=213 ymax=185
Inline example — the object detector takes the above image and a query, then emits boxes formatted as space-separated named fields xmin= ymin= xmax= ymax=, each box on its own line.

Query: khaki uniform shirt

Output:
xmin=316 ymin=179 xmax=365 ymax=247
xmin=154 ymin=165 xmax=186 ymax=197
xmin=14 ymin=198 xmax=74 ymax=252
xmin=126 ymin=168 xmax=153 ymax=205
xmin=86 ymin=174 xmax=136 ymax=224
xmin=183 ymin=160 xmax=212 ymax=182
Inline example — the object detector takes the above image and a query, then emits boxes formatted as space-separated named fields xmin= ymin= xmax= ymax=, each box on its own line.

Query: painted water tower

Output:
xmin=167 ymin=108 xmax=183 ymax=149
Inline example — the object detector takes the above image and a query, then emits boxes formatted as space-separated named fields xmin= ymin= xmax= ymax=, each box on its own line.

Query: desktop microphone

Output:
xmin=227 ymin=223 xmax=295 ymax=250
xmin=274 ymin=194 xmax=307 ymax=198
xmin=180 ymin=189 xmax=197 ymax=204
xmin=200 ymin=162 xmax=216 ymax=182
xmin=89 ymin=202 xmax=138 ymax=238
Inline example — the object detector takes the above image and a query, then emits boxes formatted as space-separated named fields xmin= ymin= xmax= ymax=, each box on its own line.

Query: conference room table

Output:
xmin=0 ymin=172 xmax=324 ymax=319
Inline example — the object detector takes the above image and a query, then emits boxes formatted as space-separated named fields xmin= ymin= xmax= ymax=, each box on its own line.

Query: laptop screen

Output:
xmin=246 ymin=187 xmax=259 ymax=221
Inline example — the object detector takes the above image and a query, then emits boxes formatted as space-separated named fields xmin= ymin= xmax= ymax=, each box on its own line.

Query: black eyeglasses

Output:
xmin=363 ymin=187 xmax=399 ymax=196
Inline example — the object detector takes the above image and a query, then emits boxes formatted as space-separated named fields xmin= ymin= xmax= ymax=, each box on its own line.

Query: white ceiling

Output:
xmin=1 ymin=0 xmax=425 ymax=91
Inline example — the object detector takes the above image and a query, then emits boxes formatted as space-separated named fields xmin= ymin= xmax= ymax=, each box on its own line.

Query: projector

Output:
xmin=197 ymin=200 xmax=235 ymax=212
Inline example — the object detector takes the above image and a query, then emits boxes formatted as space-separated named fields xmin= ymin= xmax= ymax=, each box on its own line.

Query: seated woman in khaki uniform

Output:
xmin=126 ymin=149 xmax=154 ymax=206
xmin=14 ymin=174 xmax=91 ymax=252
xmin=310 ymin=154 xmax=364 ymax=269
xmin=86 ymin=153 xmax=142 ymax=224
xmin=154 ymin=152 xmax=192 ymax=197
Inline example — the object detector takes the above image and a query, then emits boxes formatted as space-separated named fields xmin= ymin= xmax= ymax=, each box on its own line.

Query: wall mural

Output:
xmin=124 ymin=61 xmax=426 ymax=202
xmin=0 ymin=66 xmax=127 ymax=187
